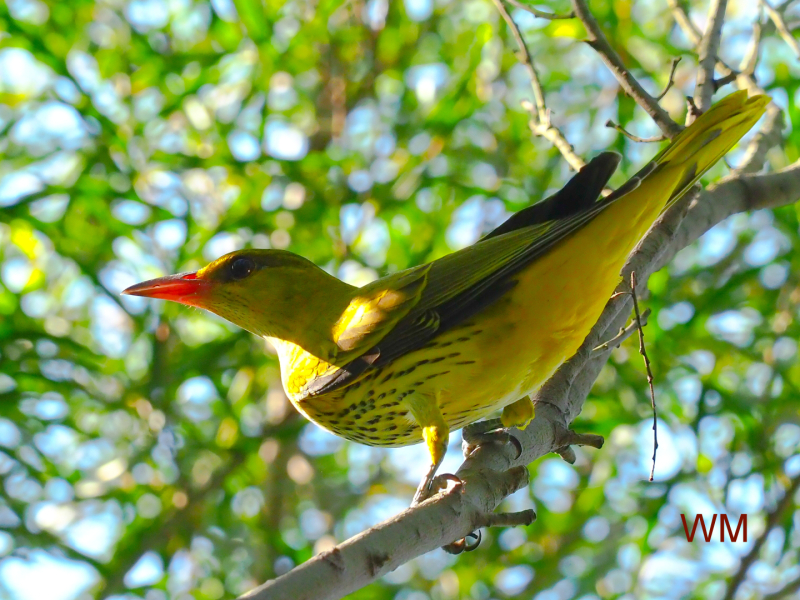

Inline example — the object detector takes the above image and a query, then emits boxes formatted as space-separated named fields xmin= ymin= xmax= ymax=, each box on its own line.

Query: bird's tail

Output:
xmin=607 ymin=91 xmax=770 ymax=211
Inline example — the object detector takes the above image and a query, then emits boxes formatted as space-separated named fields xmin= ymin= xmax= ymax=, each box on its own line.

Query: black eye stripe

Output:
xmin=230 ymin=258 xmax=255 ymax=280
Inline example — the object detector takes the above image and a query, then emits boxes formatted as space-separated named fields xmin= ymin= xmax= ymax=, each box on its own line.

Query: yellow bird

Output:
xmin=124 ymin=92 xmax=767 ymax=505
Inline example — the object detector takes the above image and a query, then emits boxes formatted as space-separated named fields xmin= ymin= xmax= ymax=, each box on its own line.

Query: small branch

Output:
xmin=692 ymin=0 xmax=729 ymax=115
xmin=527 ymin=108 xmax=587 ymax=172
xmin=685 ymin=95 xmax=702 ymax=123
xmin=669 ymin=0 xmax=783 ymax=174
xmin=606 ymin=120 xmax=668 ymax=143
xmin=491 ymin=0 xmax=546 ymax=122
xmin=734 ymin=104 xmax=785 ymax=175
xmin=558 ymin=430 xmax=605 ymax=449
xmin=723 ymin=474 xmax=800 ymax=600
xmin=657 ymin=57 xmax=682 ymax=100
xmin=740 ymin=16 xmax=763 ymax=77
xmin=554 ymin=429 xmax=605 ymax=464
xmin=571 ymin=0 xmax=682 ymax=138
xmin=669 ymin=0 xmax=764 ymax=96
xmin=669 ymin=0 xmax=701 ymax=44
xmin=481 ymin=509 xmax=537 ymax=528
xmin=630 ymin=272 xmax=657 ymax=481
xmin=713 ymin=71 xmax=738 ymax=91
xmin=761 ymin=0 xmax=800 ymax=59
xmin=505 ymin=0 xmax=575 ymax=19
xmin=763 ymin=575 xmax=800 ymax=600
xmin=593 ymin=307 xmax=651 ymax=351
xmin=490 ymin=0 xmax=587 ymax=171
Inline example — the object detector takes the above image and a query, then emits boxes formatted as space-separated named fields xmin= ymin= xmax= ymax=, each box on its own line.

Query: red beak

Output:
xmin=121 ymin=272 xmax=211 ymax=306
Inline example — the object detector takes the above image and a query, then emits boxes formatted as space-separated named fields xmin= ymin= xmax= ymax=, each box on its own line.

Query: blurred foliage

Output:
xmin=1 ymin=0 xmax=800 ymax=598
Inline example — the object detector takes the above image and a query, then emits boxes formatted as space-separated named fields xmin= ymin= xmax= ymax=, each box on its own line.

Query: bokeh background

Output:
xmin=1 ymin=0 xmax=800 ymax=598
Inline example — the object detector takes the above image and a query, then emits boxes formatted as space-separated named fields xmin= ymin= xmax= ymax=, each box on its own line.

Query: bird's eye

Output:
xmin=230 ymin=258 xmax=255 ymax=280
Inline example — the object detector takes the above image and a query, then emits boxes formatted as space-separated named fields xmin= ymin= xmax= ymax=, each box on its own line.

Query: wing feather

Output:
xmin=314 ymin=153 xmax=619 ymax=390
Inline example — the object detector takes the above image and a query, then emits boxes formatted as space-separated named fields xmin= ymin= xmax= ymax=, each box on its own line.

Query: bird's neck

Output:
xmin=262 ymin=269 xmax=355 ymax=365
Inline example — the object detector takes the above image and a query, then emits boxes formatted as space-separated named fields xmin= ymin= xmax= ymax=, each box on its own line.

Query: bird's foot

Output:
xmin=461 ymin=418 xmax=523 ymax=460
xmin=411 ymin=472 xmax=463 ymax=507
xmin=443 ymin=530 xmax=481 ymax=555
xmin=410 ymin=470 xmax=475 ymax=553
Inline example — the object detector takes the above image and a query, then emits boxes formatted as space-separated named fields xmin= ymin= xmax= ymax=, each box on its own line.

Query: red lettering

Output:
xmin=681 ymin=514 xmax=717 ymax=542
xmin=681 ymin=513 xmax=699 ymax=541
xmin=720 ymin=514 xmax=747 ymax=542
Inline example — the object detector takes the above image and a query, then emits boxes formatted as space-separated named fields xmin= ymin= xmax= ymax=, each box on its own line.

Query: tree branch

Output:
xmin=669 ymin=0 xmax=785 ymax=174
xmin=734 ymin=104 xmax=785 ymax=175
xmin=505 ymin=0 xmax=575 ymax=20
xmin=593 ymin=307 xmax=650 ymax=351
xmin=693 ymin=0 xmax=728 ymax=115
xmin=239 ymin=161 xmax=800 ymax=600
xmin=763 ymin=574 xmax=800 ymax=600
xmin=571 ymin=0 xmax=683 ymax=138
xmin=669 ymin=0 xmax=765 ymax=96
xmin=723 ymin=474 xmax=800 ymax=600
xmin=605 ymin=120 xmax=667 ymax=143
xmin=658 ymin=56 xmax=682 ymax=100
xmin=490 ymin=0 xmax=586 ymax=171
xmin=761 ymin=0 xmax=800 ymax=60
xmin=740 ymin=16 xmax=763 ymax=78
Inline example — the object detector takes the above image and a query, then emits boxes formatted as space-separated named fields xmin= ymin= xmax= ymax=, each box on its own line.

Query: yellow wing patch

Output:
xmin=332 ymin=265 xmax=430 ymax=353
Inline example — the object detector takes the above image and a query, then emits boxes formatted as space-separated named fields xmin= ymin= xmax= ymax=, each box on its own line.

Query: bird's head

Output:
xmin=122 ymin=249 xmax=344 ymax=338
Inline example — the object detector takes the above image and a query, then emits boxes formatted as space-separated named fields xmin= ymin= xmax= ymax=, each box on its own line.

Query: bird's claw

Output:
xmin=443 ymin=529 xmax=482 ymax=555
xmin=434 ymin=472 xmax=465 ymax=490
xmin=411 ymin=473 xmax=464 ymax=506
xmin=462 ymin=424 xmax=523 ymax=460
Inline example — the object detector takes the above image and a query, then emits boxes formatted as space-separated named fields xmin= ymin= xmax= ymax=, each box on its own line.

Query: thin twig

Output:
xmin=571 ymin=0 xmax=682 ymax=138
xmin=606 ymin=120 xmax=668 ymax=143
xmin=505 ymin=0 xmax=575 ymax=19
xmin=692 ymin=0 xmax=728 ymax=116
xmin=669 ymin=0 xmax=700 ymax=44
xmin=657 ymin=57 xmax=682 ymax=100
xmin=731 ymin=10 xmax=783 ymax=174
xmin=482 ymin=509 xmax=537 ymax=528
xmin=685 ymin=95 xmax=702 ymax=122
xmin=713 ymin=71 xmax=738 ymax=91
xmin=761 ymin=0 xmax=800 ymax=59
xmin=740 ymin=16 xmax=764 ymax=77
xmin=526 ymin=107 xmax=587 ymax=171
xmin=734 ymin=105 xmax=784 ymax=175
xmin=763 ymin=574 xmax=800 ymax=600
xmin=630 ymin=272 xmax=657 ymax=481
xmin=669 ymin=0 xmax=764 ymax=96
xmin=593 ymin=307 xmax=652 ymax=351
xmin=490 ymin=0 xmax=546 ymax=121
xmin=723 ymin=474 xmax=800 ymax=600
xmin=490 ymin=0 xmax=586 ymax=171
xmin=672 ymin=0 xmax=782 ymax=173
xmin=560 ymin=430 xmax=605 ymax=449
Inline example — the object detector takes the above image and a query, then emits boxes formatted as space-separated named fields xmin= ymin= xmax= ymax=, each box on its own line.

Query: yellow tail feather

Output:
xmin=649 ymin=91 xmax=770 ymax=210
